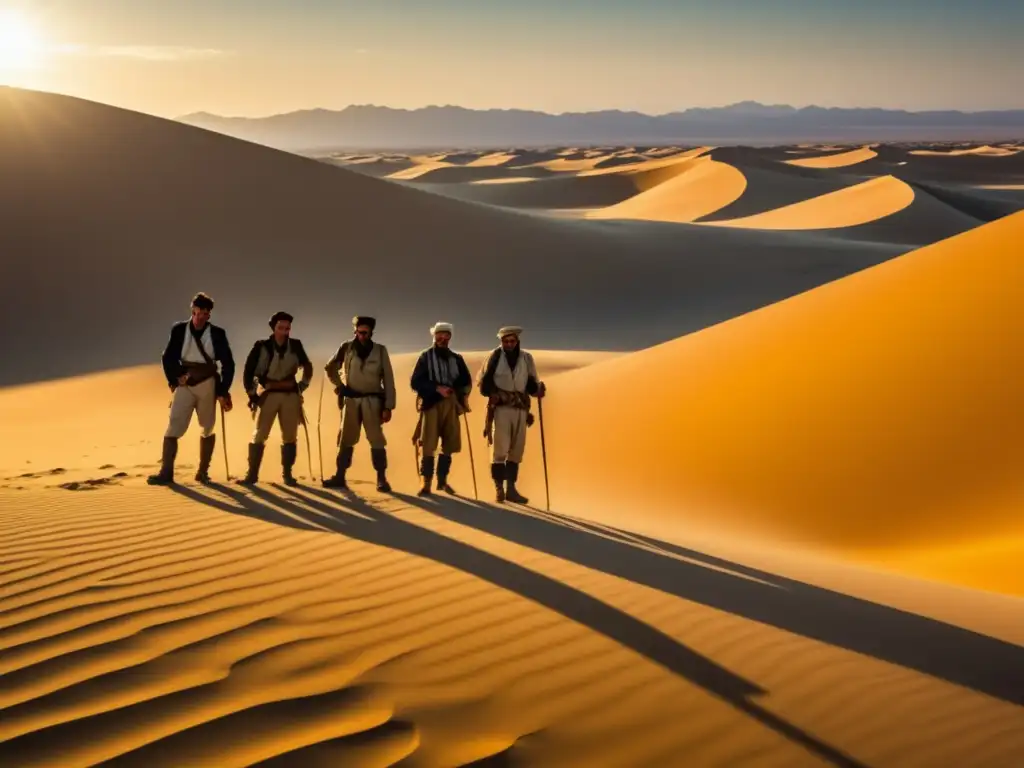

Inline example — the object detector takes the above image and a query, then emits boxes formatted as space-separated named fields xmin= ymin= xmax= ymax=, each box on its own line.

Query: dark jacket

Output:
xmin=161 ymin=320 xmax=235 ymax=397
xmin=241 ymin=336 xmax=313 ymax=394
xmin=410 ymin=346 xmax=472 ymax=410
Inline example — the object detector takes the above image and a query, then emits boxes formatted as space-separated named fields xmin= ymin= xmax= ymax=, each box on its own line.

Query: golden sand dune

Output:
xmin=510 ymin=154 xmax=627 ymax=173
xmin=699 ymin=175 xmax=915 ymax=230
xmin=393 ymin=151 xmax=720 ymax=210
xmin=4 ymin=87 xmax=1024 ymax=764
xmin=784 ymin=146 xmax=879 ymax=168
xmin=574 ymin=146 xmax=711 ymax=177
xmin=13 ymin=87 xmax=914 ymax=387
xmin=2 ymin=346 xmax=1024 ymax=765
xmin=464 ymin=151 xmax=518 ymax=167
xmin=536 ymin=211 xmax=1024 ymax=594
xmin=909 ymin=145 xmax=1021 ymax=157
xmin=585 ymin=156 xmax=748 ymax=223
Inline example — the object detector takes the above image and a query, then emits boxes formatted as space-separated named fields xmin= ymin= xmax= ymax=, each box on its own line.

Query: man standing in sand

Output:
xmin=410 ymin=322 xmax=473 ymax=497
xmin=236 ymin=311 xmax=314 ymax=486
xmin=147 ymin=292 xmax=235 ymax=486
xmin=322 ymin=316 xmax=397 ymax=492
xmin=478 ymin=326 xmax=545 ymax=504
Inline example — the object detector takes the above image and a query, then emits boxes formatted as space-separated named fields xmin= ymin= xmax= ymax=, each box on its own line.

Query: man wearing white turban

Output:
xmin=410 ymin=321 xmax=473 ymax=496
xmin=477 ymin=325 xmax=545 ymax=503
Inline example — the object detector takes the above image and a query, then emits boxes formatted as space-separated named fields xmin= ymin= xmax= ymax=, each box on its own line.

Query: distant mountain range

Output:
xmin=175 ymin=101 xmax=1024 ymax=152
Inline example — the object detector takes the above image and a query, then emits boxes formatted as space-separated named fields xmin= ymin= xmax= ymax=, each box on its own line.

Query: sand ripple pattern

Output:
xmin=3 ymin=486 xmax=1024 ymax=766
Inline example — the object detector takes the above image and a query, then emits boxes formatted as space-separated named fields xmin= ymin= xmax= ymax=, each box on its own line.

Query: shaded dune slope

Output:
xmin=532 ymin=212 xmax=1024 ymax=565
xmin=0 ymin=88 xmax=909 ymax=387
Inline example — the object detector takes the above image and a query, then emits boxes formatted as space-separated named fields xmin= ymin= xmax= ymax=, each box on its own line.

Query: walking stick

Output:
xmin=220 ymin=401 xmax=231 ymax=481
xmin=300 ymin=402 xmax=314 ymax=483
xmin=537 ymin=396 xmax=550 ymax=511
xmin=462 ymin=411 xmax=479 ymax=500
xmin=316 ymin=373 xmax=325 ymax=483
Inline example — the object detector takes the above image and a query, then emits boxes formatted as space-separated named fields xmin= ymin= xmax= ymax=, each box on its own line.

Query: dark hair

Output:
xmin=269 ymin=311 xmax=294 ymax=329
xmin=191 ymin=292 xmax=214 ymax=311
xmin=352 ymin=315 xmax=376 ymax=331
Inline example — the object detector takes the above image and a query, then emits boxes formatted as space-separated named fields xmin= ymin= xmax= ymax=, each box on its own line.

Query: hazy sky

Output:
xmin=2 ymin=0 xmax=1021 ymax=118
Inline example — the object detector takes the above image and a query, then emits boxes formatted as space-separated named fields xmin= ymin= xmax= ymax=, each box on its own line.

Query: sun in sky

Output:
xmin=0 ymin=7 xmax=43 ymax=74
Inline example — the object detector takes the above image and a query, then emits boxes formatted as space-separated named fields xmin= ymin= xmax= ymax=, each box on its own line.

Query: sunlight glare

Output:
xmin=0 ymin=8 xmax=42 ymax=72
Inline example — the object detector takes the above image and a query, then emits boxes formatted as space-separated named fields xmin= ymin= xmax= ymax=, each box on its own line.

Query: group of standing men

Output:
xmin=147 ymin=293 xmax=546 ymax=504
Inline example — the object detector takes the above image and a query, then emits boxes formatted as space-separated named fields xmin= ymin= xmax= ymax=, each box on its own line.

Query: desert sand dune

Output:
xmin=537 ymin=210 xmax=1024 ymax=593
xmin=784 ymin=146 xmax=879 ymax=168
xmin=857 ymin=150 xmax=1024 ymax=186
xmin=2 ymin=87 xmax=920 ymax=388
xmin=413 ymin=151 xmax=712 ymax=209
xmin=699 ymin=175 xmax=915 ymax=230
xmin=694 ymin=163 xmax=862 ymax=221
xmin=909 ymin=145 xmax=1020 ymax=157
xmin=4 ymin=85 xmax=1024 ymax=765
xmin=2 ymin=347 xmax=1024 ymax=764
xmin=585 ymin=156 xmax=748 ymax=223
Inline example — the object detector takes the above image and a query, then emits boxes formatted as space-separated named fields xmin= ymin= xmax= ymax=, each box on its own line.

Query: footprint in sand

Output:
xmin=58 ymin=472 xmax=128 ymax=491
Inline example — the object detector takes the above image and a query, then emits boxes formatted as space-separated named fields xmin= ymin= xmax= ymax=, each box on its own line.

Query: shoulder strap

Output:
xmin=193 ymin=327 xmax=216 ymax=366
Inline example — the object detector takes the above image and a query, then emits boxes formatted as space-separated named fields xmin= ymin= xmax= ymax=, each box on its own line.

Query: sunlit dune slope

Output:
xmin=585 ymin=156 xmax=747 ymax=223
xmin=910 ymin=145 xmax=1020 ymax=157
xmin=529 ymin=212 xmax=1024 ymax=587
xmin=699 ymin=175 xmax=915 ymax=230
xmin=415 ymin=151 xmax=716 ymax=210
xmin=784 ymin=146 xmax=878 ymax=168
xmin=3 ymin=87 xmax=911 ymax=386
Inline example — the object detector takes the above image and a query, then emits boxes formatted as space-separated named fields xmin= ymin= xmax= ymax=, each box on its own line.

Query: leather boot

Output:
xmin=195 ymin=434 xmax=216 ymax=483
xmin=436 ymin=453 xmax=456 ymax=495
xmin=371 ymin=447 xmax=391 ymax=492
xmin=323 ymin=445 xmax=353 ymax=489
xmin=505 ymin=461 xmax=528 ymax=504
xmin=237 ymin=443 xmax=264 ymax=485
xmin=281 ymin=442 xmax=298 ymax=486
xmin=417 ymin=454 xmax=434 ymax=496
xmin=147 ymin=437 xmax=178 ymax=485
xmin=491 ymin=462 xmax=506 ymax=503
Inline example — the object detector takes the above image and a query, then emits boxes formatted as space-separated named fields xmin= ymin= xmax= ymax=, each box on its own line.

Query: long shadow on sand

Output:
xmin=169 ymin=481 xmax=867 ymax=767
xmin=395 ymin=493 xmax=1024 ymax=708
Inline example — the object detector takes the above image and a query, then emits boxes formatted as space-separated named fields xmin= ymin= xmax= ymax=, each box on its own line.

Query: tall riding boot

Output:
xmin=147 ymin=437 xmax=178 ymax=485
xmin=237 ymin=443 xmax=265 ymax=485
xmin=281 ymin=442 xmax=298 ymax=486
xmin=323 ymin=446 xmax=353 ymax=489
xmin=195 ymin=434 xmax=216 ymax=483
xmin=418 ymin=454 xmax=435 ymax=496
xmin=436 ymin=453 xmax=456 ymax=495
xmin=371 ymin=447 xmax=391 ymax=492
xmin=505 ymin=461 xmax=529 ymax=504
xmin=491 ymin=462 xmax=506 ymax=503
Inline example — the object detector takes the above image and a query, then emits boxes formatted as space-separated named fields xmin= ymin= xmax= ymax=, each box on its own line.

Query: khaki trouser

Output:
xmin=252 ymin=391 xmax=302 ymax=445
xmin=339 ymin=396 xmax=387 ymax=449
xmin=490 ymin=405 xmax=528 ymax=463
xmin=165 ymin=376 xmax=217 ymax=439
xmin=419 ymin=397 xmax=461 ymax=457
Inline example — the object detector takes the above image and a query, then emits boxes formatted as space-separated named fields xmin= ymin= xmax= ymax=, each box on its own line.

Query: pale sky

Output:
xmin=2 ymin=0 xmax=1022 ymax=118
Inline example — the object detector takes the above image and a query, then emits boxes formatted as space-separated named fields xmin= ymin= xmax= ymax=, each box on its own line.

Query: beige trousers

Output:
xmin=490 ymin=405 xmax=528 ymax=463
xmin=339 ymin=396 xmax=386 ymax=449
xmin=252 ymin=391 xmax=302 ymax=445
xmin=165 ymin=376 xmax=217 ymax=439
xmin=419 ymin=397 xmax=461 ymax=457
